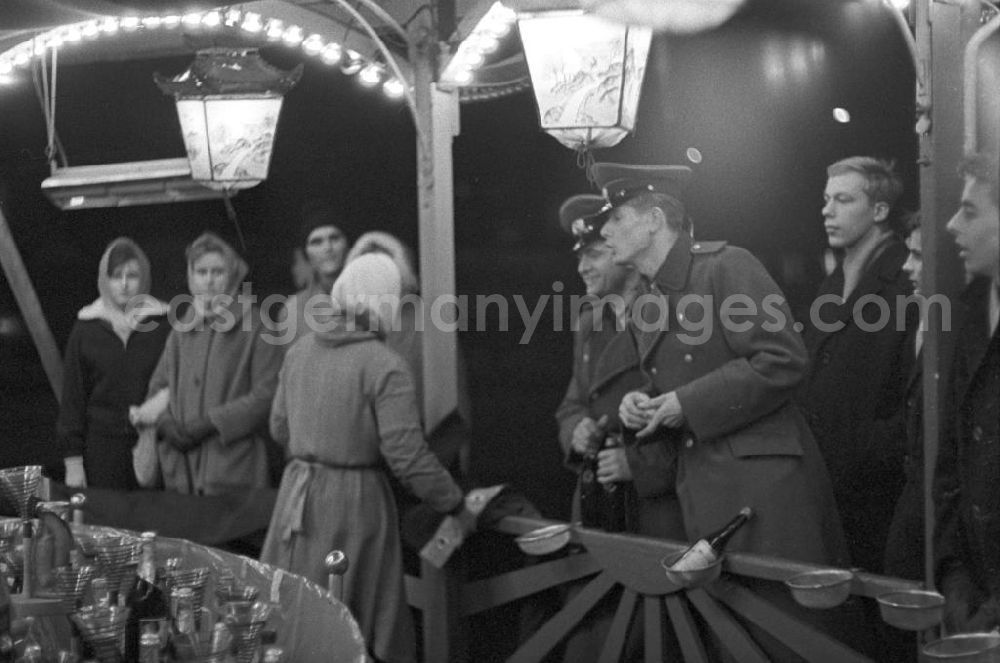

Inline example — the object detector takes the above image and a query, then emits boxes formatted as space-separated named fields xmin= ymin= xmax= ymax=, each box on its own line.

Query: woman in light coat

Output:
xmin=147 ymin=232 xmax=283 ymax=495
xmin=261 ymin=253 xmax=464 ymax=663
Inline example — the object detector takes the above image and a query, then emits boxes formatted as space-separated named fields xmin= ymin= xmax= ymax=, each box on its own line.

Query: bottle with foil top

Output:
xmin=670 ymin=507 xmax=754 ymax=571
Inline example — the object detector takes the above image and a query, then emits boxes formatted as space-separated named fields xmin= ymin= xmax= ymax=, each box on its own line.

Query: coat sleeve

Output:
xmin=208 ymin=326 xmax=285 ymax=445
xmin=146 ymin=329 xmax=176 ymax=401
xmin=675 ymin=248 xmax=809 ymax=442
xmin=269 ymin=355 xmax=290 ymax=445
xmin=373 ymin=356 xmax=463 ymax=514
xmin=555 ymin=327 xmax=589 ymax=462
xmin=56 ymin=323 xmax=88 ymax=458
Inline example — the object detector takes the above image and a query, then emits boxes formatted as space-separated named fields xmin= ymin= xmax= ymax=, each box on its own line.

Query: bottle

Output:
xmin=670 ymin=507 xmax=754 ymax=571
xmin=600 ymin=432 xmax=638 ymax=533
xmin=124 ymin=532 xmax=168 ymax=662
xmin=577 ymin=417 xmax=609 ymax=529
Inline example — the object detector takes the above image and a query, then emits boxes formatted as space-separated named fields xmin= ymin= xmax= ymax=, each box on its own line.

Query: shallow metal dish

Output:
xmin=876 ymin=589 xmax=944 ymax=631
xmin=784 ymin=569 xmax=854 ymax=609
xmin=923 ymin=633 xmax=1000 ymax=662
xmin=660 ymin=551 xmax=724 ymax=589
xmin=515 ymin=524 xmax=571 ymax=556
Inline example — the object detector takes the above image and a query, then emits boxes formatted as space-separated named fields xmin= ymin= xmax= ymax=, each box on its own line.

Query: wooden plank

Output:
xmin=493 ymin=517 xmax=921 ymax=599
xmin=643 ymin=596 xmax=663 ymax=663
xmin=687 ymin=588 xmax=769 ymax=663
xmin=418 ymin=559 xmax=465 ymax=663
xmin=664 ymin=594 xmax=709 ymax=663
xmin=507 ymin=571 xmax=617 ymax=663
xmin=707 ymin=579 xmax=875 ymax=663
xmin=0 ymin=207 xmax=62 ymax=402
xmin=597 ymin=588 xmax=637 ymax=663
xmin=462 ymin=553 xmax=601 ymax=616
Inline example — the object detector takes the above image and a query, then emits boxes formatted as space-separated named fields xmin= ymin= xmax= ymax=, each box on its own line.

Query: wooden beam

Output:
xmin=708 ymin=578 xmax=875 ymax=663
xmin=0 ymin=207 xmax=62 ymax=403
xmin=665 ymin=594 xmax=709 ymax=663
xmin=643 ymin=596 xmax=663 ymax=663
xmin=507 ymin=571 xmax=617 ymax=663
xmin=597 ymin=588 xmax=637 ymax=663
xmin=687 ymin=588 xmax=769 ymax=663
xmin=461 ymin=552 xmax=601 ymax=616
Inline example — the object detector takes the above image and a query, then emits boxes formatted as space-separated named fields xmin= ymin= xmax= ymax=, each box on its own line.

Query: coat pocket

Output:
xmin=724 ymin=423 xmax=804 ymax=458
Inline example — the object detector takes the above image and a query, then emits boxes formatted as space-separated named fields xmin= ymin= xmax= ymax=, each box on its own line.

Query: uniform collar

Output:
xmin=650 ymin=232 xmax=694 ymax=294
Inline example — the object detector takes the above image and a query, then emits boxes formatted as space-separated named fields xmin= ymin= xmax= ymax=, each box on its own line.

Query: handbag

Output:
xmin=130 ymin=388 xmax=169 ymax=488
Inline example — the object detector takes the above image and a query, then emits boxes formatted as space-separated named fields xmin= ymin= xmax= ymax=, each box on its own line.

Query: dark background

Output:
xmin=0 ymin=0 xmax=917 ymax=520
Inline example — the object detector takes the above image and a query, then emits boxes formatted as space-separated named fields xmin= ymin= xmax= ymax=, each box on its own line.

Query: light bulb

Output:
xmin=241 ymin=13 xmax=264 ymax=32
xmin=265 ymin=20 xmax=285 ymax=41
xmin=383 ymin=78 xmax=405 ymax=98
xmin=321 ymin=44 xmax=343 ymax=65
xmin=302 ymin=35 xmax=324 ymax=55
xmin=359 ymin=64 xmax=383 ymax=86
xmin=282 ymin=26 xmax=304 ymax=45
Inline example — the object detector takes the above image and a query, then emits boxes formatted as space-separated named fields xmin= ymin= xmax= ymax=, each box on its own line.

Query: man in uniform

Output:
xmin=555 ymin=193 xmax=684 ymax=538
xmin=595 ymin=162 xmax=847 ymax=566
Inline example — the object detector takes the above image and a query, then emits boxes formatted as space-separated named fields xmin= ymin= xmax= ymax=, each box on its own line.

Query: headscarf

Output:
xmin=185 ymin=232 xmax=249 ymax=322
xmin=345 ymin=231 xmax=419 ymax=295
xmin=330 ymin=252 xmax=402 ymax=332
xmin=78 ymin=237 xmax=167 ymax=343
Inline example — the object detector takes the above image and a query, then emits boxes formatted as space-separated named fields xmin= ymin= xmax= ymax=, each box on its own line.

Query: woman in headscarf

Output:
xmin=345 ymin=231 xmax=472 ymax=474
xmin=261 ymin=253 xmax=465 ymax=663
xmin=146 ymin=232 xmax=284 ymax=495
xmin=57 ymin=237 xmax=170 ymax=490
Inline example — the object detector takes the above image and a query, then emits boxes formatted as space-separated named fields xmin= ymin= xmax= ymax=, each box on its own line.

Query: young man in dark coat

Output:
xmin=934 ymin=152 xmax=1000 ymax=633
xmin=797 ymin=156 xmax=915 ymax=575
xmin=884 ymin=211 xmax=929 ymax=581
xmin=594 ymin=162 xmax=847 ymax=566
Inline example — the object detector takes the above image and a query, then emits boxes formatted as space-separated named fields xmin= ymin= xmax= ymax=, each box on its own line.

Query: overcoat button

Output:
xmin=684 ymin=354 xmax=693 ymax=363
xmin=973 ymin=426 xmax=983 ymax=442
xmin=650 ymin=367 xmax=658 ymax=375
xmin=684 ymin=438 xmax=694 ymax=449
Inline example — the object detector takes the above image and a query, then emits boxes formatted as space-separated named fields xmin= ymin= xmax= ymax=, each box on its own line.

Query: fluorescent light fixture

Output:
xmin=41 ymin=158 xmax=232 ymax=209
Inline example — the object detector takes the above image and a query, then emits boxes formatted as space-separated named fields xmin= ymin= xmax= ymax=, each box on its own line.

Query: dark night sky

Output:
xmin=0 ymin=0 xmax=917 ymax=518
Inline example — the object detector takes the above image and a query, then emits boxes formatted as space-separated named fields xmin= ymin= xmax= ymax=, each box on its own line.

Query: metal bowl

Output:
xmin=923 ymin=633 xmax=1000 ymax=662
xmin=876 ymin=589 xmax=944 ymax=631
xmin=660 ymin=551 xmax=724 ymax=589
xmin=784 ymin=569 xmax=854 ymax=609
xmin=515 ymin=524 xmax=571 ymax=556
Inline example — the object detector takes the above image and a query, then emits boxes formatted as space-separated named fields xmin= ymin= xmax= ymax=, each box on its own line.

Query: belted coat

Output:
xmin=595 ymin=233 xmax=847 ymax=565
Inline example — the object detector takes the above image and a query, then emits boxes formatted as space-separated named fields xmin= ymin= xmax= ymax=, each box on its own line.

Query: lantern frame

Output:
xmin=155 ymin=48 xmax=302 ymax=189
xmin=513 ymin=6 xmax=651 ymax=151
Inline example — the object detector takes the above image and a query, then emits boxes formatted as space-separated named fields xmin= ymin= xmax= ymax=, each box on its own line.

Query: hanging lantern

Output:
xmin=155 ymin=48 xmax=302 ymax=190
xmin=515 ymin=8 xmax=651 ymax=151
xmin=578 ymin=0 xmax=746 ymax=35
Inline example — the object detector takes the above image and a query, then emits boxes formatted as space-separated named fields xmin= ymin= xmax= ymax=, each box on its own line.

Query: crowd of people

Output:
xmin=554 ymin=153 xmax=998 ymax=659
xmin=47 ymin=150 xmax=998 ymax=662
